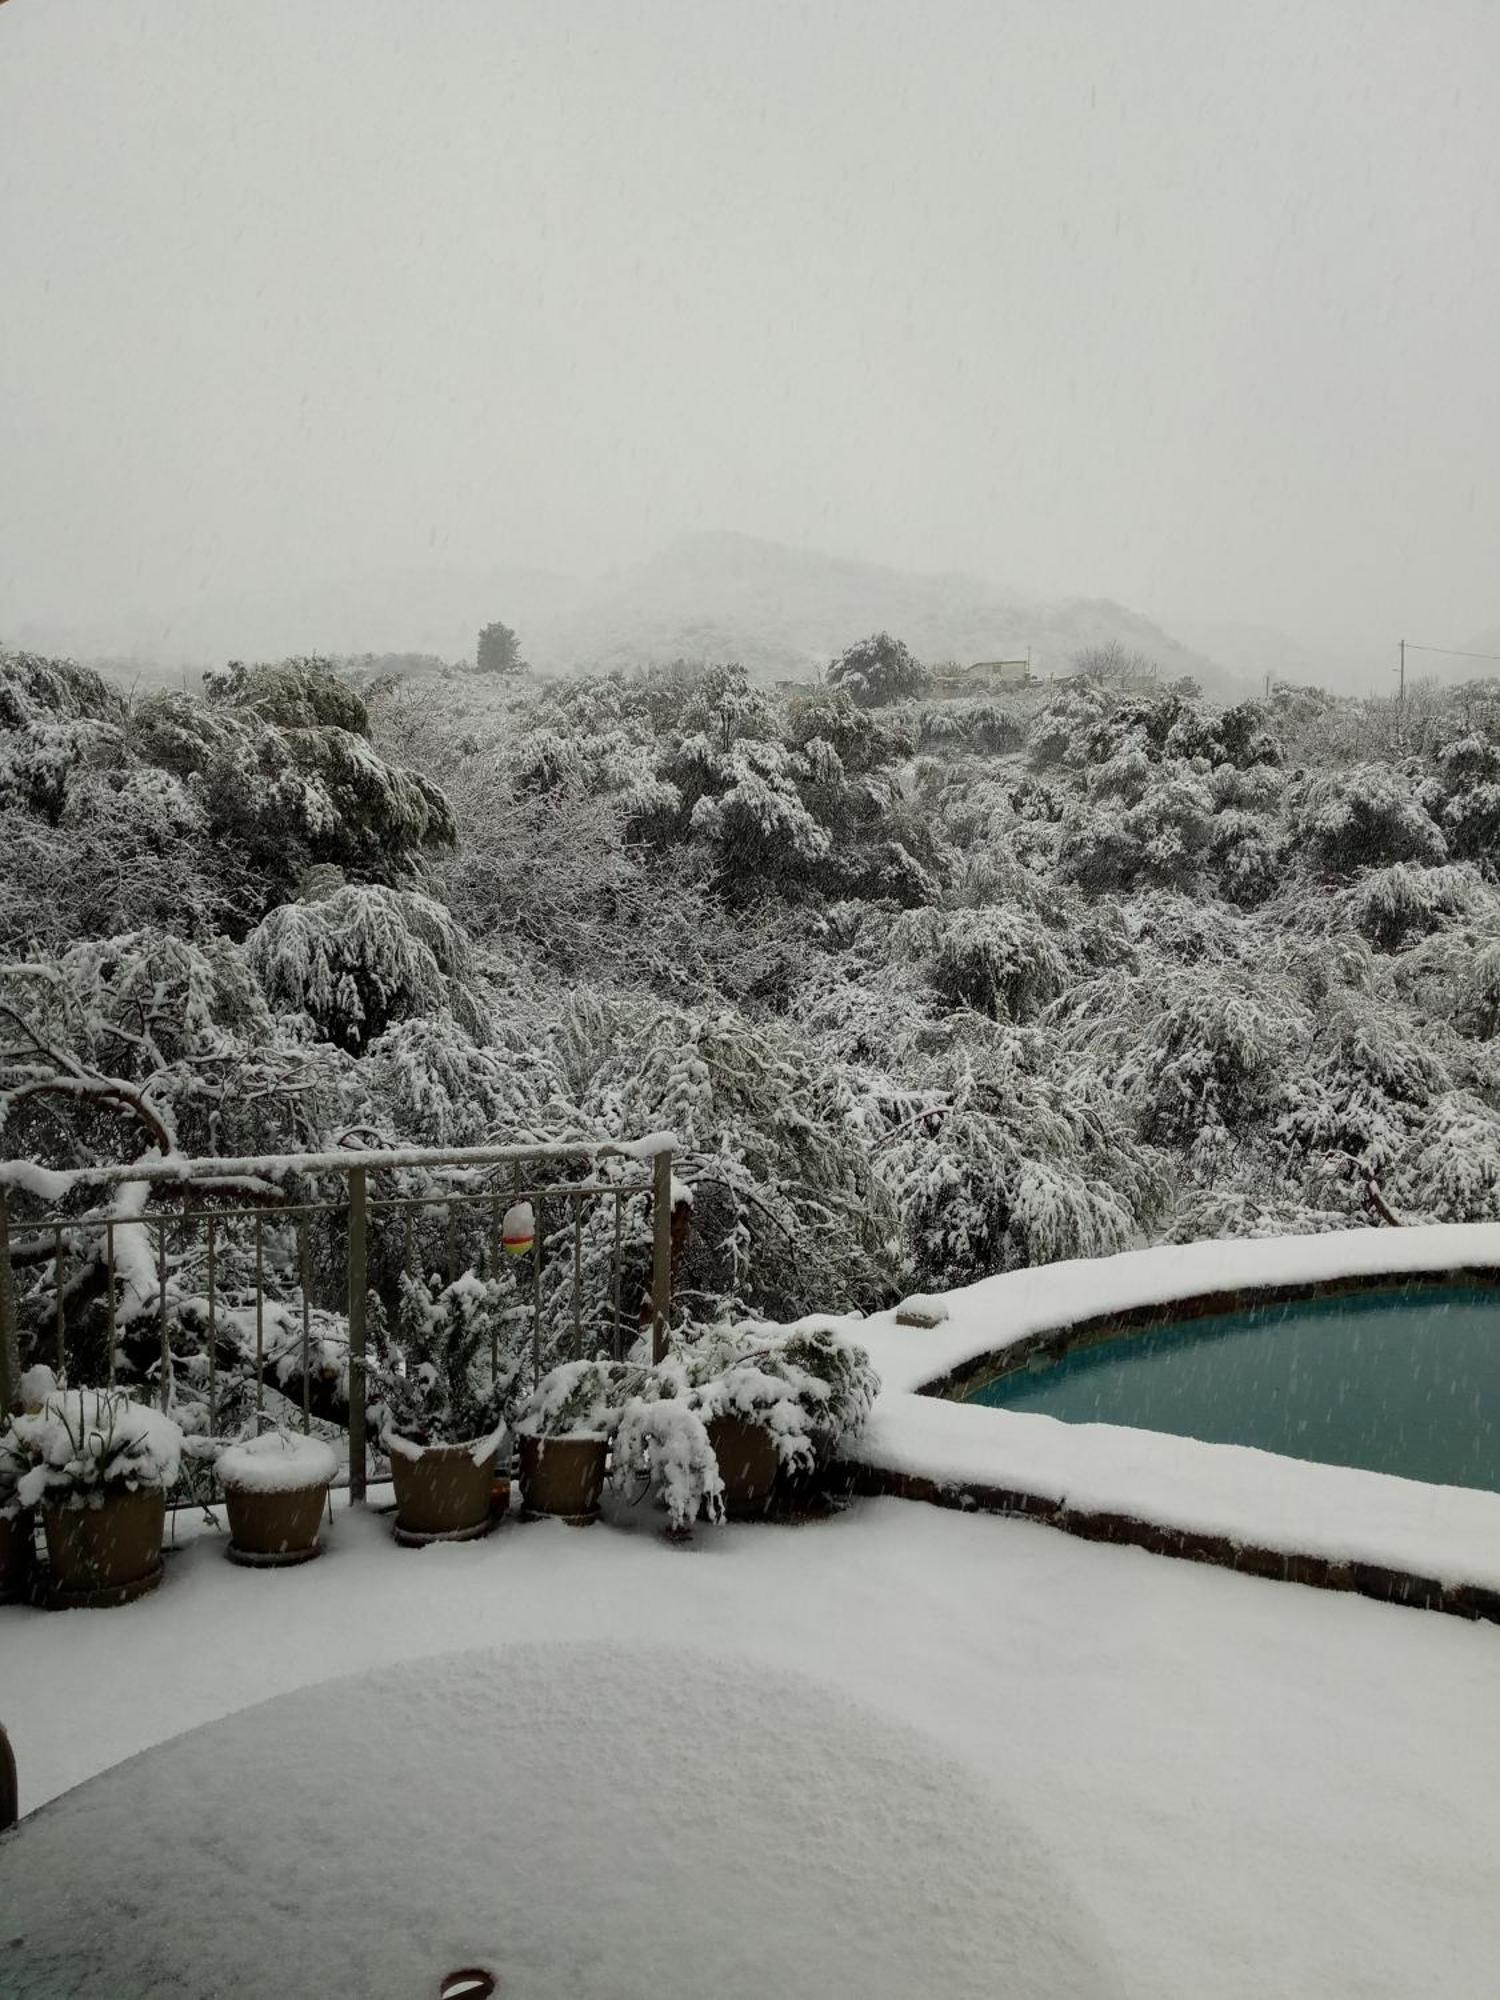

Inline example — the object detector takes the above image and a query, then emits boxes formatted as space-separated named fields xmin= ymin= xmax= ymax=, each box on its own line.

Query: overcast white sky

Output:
xmin=2 ymin=0 xmax=1496 ymax=662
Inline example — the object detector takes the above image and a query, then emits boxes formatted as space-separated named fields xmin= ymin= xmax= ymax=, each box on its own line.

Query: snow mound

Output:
xmin=214 ymin=1430 xmax=338 ymax=1494
xmin=0 ymin=1642 xmax=1120 ymax=2000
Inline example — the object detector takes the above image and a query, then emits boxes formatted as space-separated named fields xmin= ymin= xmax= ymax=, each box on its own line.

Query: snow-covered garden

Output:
xmin=5 ymin=1482 xmax=1500 ymax=1997
xmin=8 ymin=646 xmax=1500 ymax=1993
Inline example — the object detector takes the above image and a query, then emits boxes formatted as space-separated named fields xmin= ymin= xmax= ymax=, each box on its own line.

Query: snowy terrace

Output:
xmin=6 ymin=1219 xmax=1500 ymax=1993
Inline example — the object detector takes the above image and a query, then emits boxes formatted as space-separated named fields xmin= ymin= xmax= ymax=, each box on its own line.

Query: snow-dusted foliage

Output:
xmin=681 ymin=1323 xmax=880 ymax=1469
xmin=0 ymin=1387 xmax=183 ymax=1513
xmin=516 ymin=1358 xmax=638 ymax=1440
xmin=247 ymin=885 xmax=483 ymax=1052
xmin=611 ymin=1392 xmax=724 ymax=1531
xmin=9 ymin=639 xmax=1500 ymax=1446
xmin=373 ymin=1269 xmax=523 ymax=1446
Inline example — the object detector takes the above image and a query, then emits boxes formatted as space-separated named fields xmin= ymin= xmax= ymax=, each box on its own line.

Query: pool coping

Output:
xmin=812 ymin=1224 xmax=1500 ymax=1624
xmin=919 ymin=1264 xmax=1500 ymax=1402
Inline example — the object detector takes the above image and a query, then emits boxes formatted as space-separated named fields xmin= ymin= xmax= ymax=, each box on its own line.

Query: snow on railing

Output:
xmin=0 ymin=1135 xmax=677 ymax=1503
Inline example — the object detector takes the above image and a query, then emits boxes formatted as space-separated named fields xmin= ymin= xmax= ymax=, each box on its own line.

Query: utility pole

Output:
xmin=1397 ymin=638 xmax=1406 ymax=707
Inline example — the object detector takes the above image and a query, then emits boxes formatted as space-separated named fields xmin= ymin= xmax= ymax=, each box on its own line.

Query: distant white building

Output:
xmin=928 ymin=654 xmax=1032 ymax=697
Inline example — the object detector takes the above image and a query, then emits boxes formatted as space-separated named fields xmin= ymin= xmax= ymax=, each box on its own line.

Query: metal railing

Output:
xmin=0 ymin=1136 xmax=675 ymax=1503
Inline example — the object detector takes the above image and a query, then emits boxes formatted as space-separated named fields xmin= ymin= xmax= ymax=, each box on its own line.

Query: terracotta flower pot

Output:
xmin=42 ymin=1486 xmax=166 ymax=1608
xmin=217 ymin=1433 xmax=337 ymax=1568
xmin=0 ymin=1508 xmax=33 ymax=1604
xmin=223 ymin=1482 xmax=329 ymax=1566
xmin=389 ymin=1438 xmax=497 ymax=1545
xmin=707 ymin=1414 xmax=783 ymax=1521
xmin=518 ymin=1433 xmax=608 ymax=1524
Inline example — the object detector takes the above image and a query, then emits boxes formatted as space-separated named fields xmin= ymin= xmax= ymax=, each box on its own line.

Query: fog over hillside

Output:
xmin=9 ymin=532 xmax=1245 ymax=699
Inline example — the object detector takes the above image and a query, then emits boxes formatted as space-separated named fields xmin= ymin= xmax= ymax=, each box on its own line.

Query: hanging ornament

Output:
xmin=501 ymin=1200 xmax=535 ymax=1257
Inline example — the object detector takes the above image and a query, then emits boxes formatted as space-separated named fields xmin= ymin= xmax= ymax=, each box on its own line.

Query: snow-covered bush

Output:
xmin=375 ymin=1271 xmax=524 ymax=1446
xmin=1289 ymin=765 xmax=1446 ymax=876
xmin=826 ymin=632 xmax=928 ymax=708
xmin=926 ymin=908 xmax=1068 ymax=1021
xmin=515 ymin=1358 xmax=639 ymax=1440
xmin=247 ymin=885 xmax=483 ymax=1053
xmin=611 ymin=1390 xmax=724 ymax=1533
xmin=681 ymin=1323 xmax=879 ymax=1471
xmin=0 ymin=1388 xmax=183 ymax=1514
xmin=1352 ymin=863 xmax=1486 ymax=952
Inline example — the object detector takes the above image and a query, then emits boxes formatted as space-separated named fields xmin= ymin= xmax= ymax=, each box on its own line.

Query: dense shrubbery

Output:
xmin=7 ymin=640 xmax=1500 ymax=1426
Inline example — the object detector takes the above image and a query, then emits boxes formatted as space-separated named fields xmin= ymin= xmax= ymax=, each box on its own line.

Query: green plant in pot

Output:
xmin=0 ymin=1384 xmax=184 ymax=1607
xmin=514 ymin=1359 xmax=637 ymax=1525
xmin=376 ymin=1272 xmax=521 ymax=1547
xmin=684 ymin=1323 xmax=880 ymax=1520
xmin=211 ymin=1427 xmax=340 ymax=1568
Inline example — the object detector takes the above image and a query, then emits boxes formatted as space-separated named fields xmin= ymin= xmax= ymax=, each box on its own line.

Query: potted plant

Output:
xmin=514 ymin=1359 xmax=635 ymax=1524
xmin=684 ymin=1324 xmax=880 ymax=1520
xmin=377 ymin=1273 xmax=520 ymax=1546
xmin=611 ymin=1379 xmax=724 ymax=1540
xmin=0 ymin=1364 xmax=60 ymax=1602
xmin=213 ymin=1428 xmax=339 ymax=1567
xmin=0 ymin=1386 xmax=183 ymax=1607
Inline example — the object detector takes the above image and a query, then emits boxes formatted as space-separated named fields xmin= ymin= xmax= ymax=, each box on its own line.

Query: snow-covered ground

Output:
xmin=833 ymin=1223 xmax=1500 ymax=1594
xmin=5 ymin=1493 xmax=1500 ymax=1997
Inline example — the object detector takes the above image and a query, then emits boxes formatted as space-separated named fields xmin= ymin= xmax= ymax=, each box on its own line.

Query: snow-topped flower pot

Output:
xmin=216 ymin=1431 xmax=338 ymax=1568
xmin=514 ymin=1360 xmax=635 ymax=1526
xmin=0 ymin=1388 xmax=183 ymax=1610
xmin=517 ymin=1433 xmax=609 ymax=1525
xmin=389 ymin=1434 xmax=499 ymax=1545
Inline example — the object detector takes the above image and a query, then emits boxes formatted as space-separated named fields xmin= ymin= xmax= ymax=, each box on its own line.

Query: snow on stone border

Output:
xmin=811 ymin=1223 xmax=1500 ymax=1594
xmin=215 ymin=1430 xmax=338 ymax=1494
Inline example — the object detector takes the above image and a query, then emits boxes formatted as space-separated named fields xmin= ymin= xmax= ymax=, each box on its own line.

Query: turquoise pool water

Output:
xmin=964 ymin=1284 xmax=1500 ymax=1492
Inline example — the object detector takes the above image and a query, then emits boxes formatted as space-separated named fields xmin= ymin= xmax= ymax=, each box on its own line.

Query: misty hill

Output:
xmin=10 ymin=531 xmax=1244 ymax=698
xmin=527 ymin=532 xmax=1242 ymax=694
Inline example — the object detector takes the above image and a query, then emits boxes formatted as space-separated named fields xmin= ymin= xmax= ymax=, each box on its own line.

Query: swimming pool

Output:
xmin=963 ymin=1282 xmax=1500 ymax=1493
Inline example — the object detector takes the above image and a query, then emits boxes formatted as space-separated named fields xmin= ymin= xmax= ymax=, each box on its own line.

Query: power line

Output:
xmin=1404 ymin=641 xmax=1500 ymax=666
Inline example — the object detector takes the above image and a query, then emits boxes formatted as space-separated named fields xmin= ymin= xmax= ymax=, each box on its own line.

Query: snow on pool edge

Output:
xmin=815 ymin=1225 xmax=1500 ymax=1597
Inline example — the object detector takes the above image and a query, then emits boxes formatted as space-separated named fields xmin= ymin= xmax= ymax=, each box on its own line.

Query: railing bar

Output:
xmin=54 ymin=1226 xmax=65 ymax=1381
xmin=105 ymin=1221 xmax=117 ymax=1386
xmin=490 ymin=1199 xmax=501 ymax=1383
xmin=0 ymin=1137 xmax=676 ymax=1194
xmin=446 ymin=1204 xmax=457 ymax=1288
xmin=299 ymin=1216 xmax=312 ymax=1436
xmin=347 ymin=1167 xmax=368 ymax=1505
xmin=532 ymin=1194 xmax=544 ymax=1390
xmin=254 ymin=1216 xmax=265 ymax=1431
xmin=206 ymin=1217 xmax=217 ymax=1435
xmin=157 ymin=1218 xmax=172 ymax=1412
xmin=571 ymin=1195 xmax=584 ymax=1361
xmin=612 ymin=1192 xmax=624 ymax=1363
xmin=15 ymin=1182 xmax=654 ymax=1237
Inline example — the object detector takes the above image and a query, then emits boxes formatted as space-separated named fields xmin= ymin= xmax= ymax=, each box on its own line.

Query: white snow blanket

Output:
xmin=0 ymin=1642 xmax=1118 ymax=2000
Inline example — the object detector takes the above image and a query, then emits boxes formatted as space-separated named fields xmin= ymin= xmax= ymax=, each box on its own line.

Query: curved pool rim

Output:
xmin=845 ymin=1258 xmax=1500 ymax=1625
xmin=918 ymin=1262 xmax=1500 ymax=1405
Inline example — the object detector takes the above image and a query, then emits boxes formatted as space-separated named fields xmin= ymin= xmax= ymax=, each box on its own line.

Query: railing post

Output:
xmin=347 ymin=1167 xmax=368 ymax=1504
xmin=651 ymin=1147 xmax=672 ymax=1366
xmin=0 ymin=1189 xmax=18 ymax=1415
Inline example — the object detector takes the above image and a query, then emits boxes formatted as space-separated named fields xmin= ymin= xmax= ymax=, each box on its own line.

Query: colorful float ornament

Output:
xmin=501 ymin=1200 xmax=535 ymax=1257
